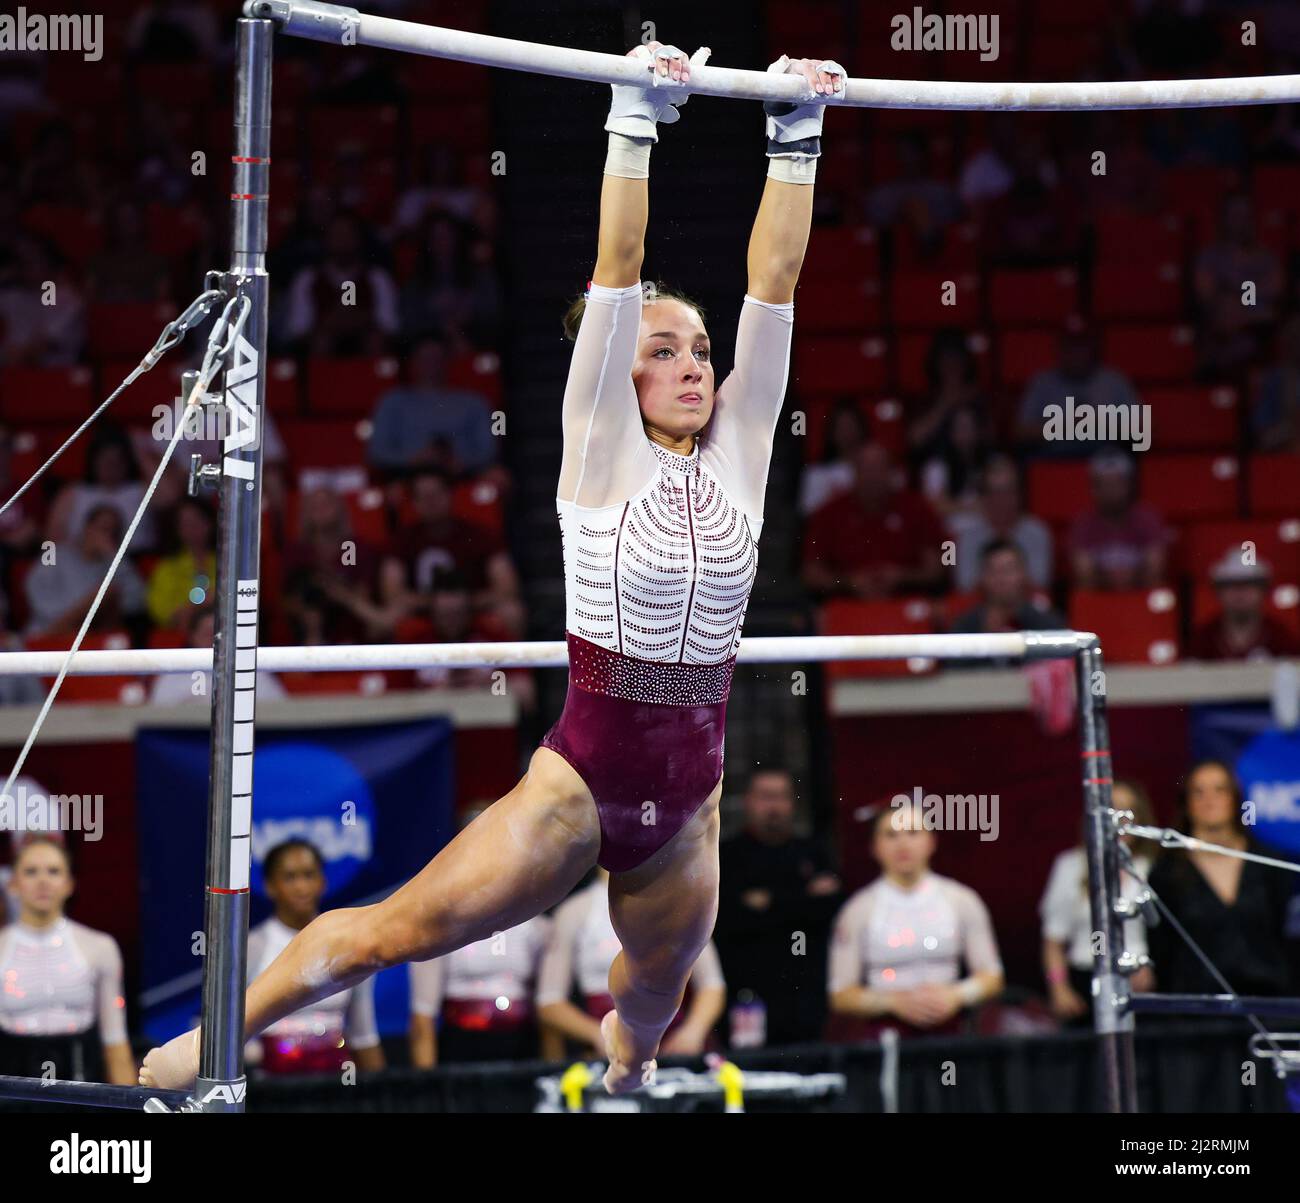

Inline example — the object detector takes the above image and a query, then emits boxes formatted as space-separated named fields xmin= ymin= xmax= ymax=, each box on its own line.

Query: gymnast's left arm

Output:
xmin=705 ymin=54 xmax=845 ymax=521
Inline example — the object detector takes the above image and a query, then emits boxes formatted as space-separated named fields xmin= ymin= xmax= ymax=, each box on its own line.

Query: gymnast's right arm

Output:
xmin=557 ymin=42 xmax=706 ymax=509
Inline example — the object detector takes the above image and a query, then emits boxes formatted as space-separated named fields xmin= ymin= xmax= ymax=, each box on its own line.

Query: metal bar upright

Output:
xmin=1077 ymin=639 xmax=1139 ymax=1113
xmin=194 ymin=15 xmax=273 ymax=1113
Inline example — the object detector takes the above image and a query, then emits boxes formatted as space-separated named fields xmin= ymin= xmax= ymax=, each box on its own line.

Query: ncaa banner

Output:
xmin=136 ymin=719 xmax=455 ymax=1041
xmin=1190 ymin=703 xmax=1300 ymax=856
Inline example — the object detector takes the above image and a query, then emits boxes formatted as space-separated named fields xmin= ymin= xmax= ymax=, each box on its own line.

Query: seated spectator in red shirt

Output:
xmin=1188 ymin=554 xmax=1300 ymax=662
xmin=950 ymin=539 xmax=1065 ymax=636
xmin=281 ymin=488 xmax=408 ymax=645
xmin=389 ymin=469 xmax=523 ymax=637
xmin=802 ymin=442 xmax=947 ymax=600
xmin=1069 ymin=451 xmax=1169 ymax=591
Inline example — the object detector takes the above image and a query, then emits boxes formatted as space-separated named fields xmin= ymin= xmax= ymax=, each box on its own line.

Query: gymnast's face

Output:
xmin=633 ymin=300 xmax=715 ymax=442
xmin=11 ymin=841 xmax=73 ymax=918
xmin=266 ymin=846 xmax=326 ymax=925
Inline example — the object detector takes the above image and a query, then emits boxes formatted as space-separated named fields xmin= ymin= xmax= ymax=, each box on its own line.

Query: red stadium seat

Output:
xmin=890 ymin=271 xmax=981 ymax=329
xmin=996 ymin=328 xmax=1058 ymax=389
xmin=1069 ymin=588 xmax=1180 ymax=665
xmin=893 ymin=221 xmax=980 ymax=272
xmin=801 ymin=226 xmax=881 ymax=281
xmin=1103 ymin=324 xmax=1197 ymax=384
xmin=444 ymin=351 xmax=502 ymax=409
xmin=86 ymin=303 xmax=179 ymax=361
xmin=794 ymin=280 xmax=884 ymax=335
xmin=0 ymin=366 xmax=96 ymax=424
xmin=279 ymin=670 xmax=392 ymax=696
xmin=800 ymin=397 xmax=906 ymax=463
xmin=1091 ymin=262 xmax=1184 ymax=322
xmin=819 ymin=597 xmax=938 ymax=680
xmin=21 ymin=202 xmax=104 ymax=267
xmin=1254 ymin=164 xmax=1300 ymax=217
xmin=1027 ymin=460 xmax=1093 ymax=525
xmin=25 ymin=631 xmax=149 ymax=704
xmin=1093 ymin=212 xmax=1186 ymax=265
xmin=1182 ymin=518 xmax=1300 ymax=584
xmin=987 ymin=268 xmax=1080 ymax=326
xmin=793 ymin=336 xmax=889 ymax=396
xmin=1142 ymin=385 xmax=1239 ymax=452
xmin=305 ymin=357 xmax=401 ymax=418
xmin=451 ymin=478 xmax=506 ymax=536
xmin=1140 ymin=455 xmax=1240 ymax=523
xmin=281 ymin=419 xmax=370 ymax=471
xmin=1248 ymin=454 xmax=1300 ymax=518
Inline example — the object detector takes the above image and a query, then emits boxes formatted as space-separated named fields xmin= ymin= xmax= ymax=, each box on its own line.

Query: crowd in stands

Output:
xmin=0 ymin=0 xmax=518 ymax=703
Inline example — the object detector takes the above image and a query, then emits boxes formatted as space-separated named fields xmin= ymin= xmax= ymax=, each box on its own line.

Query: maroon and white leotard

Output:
xmin=541 ymin=280 xmax=793 ymax=870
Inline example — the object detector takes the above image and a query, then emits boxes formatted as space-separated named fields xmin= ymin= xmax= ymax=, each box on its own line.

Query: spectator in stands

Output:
xmin=714 ymin=766 xmax=841 ymax=1047
xmin=1016 ymin=326 xmax=1142 ymax=458
xmin=46 ymin=425 xmax=158 ymax=554
xmin=802 ymin=441 xmax=947 ymax=599
xmin=959 ymin=114 xmax=1051 ymax=209
xmin=538 ymin=867 xmax=726 ymax=1059
xmin=827 ymin=804 xmax=1004 ymax=1040
xmin=1188 ymin=554 xmax=1300 ymax=661
xmin=0 ymin=233 xmax=86 ymax=368
xmin=283 ymin=211 xmax=400 ymax=357
xmin=246 ymin=839 xmax=385 ymax=1077
xmin=907 ymin=329 xmax=987 ymax=462
xmin=394 ymin=144 xmax=484 ymax=232
xmin=281 ymin=487 xmax=405 ymax=645
xmin=388 ymin=469 xmax=522 ymax=636
xmin=125 ymin=0 xmax=221 ymax=61
xmin=917 ymin=404 xmax=993 ymax=522
xmin=146 ymin=497 xmax=216 ymax=630
xmin=0 ymin=425 xmax=42 ymax=558
xmin=1040 ymin=779 xmax=1157 ymax=1026
xmin=398 ymin=212 xmax=502 ymax=347
xmin=25 ymin=504 xmax=147 ymax=638
xmin=411 ymin=574 xmax=527 ymax=698
xmin=1193 ymin=193 xmax=1284 ymax=378
xmin=410 ymin=911 xmax=553 ymax=1066
xmin=1251 ymin=313 xmax=1300 ymax=452
xmin=951 ymin=455 xmax=1053 ymax=594
xmin=84 ymin=198 xmax=173 ymax=305
xmin=368 ymin=335 xmax=499 ymax=479
xmin=1147 ymin=760 xmax=1300 ymax=998
xmin=150 ymin=606 xmax=286 ymax=704
xmin=1069 ymin=451 xmax=1170 ymax=590
xmin=864 ymin=132 xmax=961 ymax=256
xmin=983 ymin=136 xmax=1077 ymax=267
xmin=0 ymin=835 xmax=136 ymax=1085
xmin=951 ymin=539 xmax=1064 ymax=636
xmin=797 ymin=398 xmax=867 ymax=516
xmin=18 ymin=120 xmax=98 ymax=209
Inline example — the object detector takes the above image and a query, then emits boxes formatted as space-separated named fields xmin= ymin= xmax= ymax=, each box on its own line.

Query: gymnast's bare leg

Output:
xmin=140 ymin=747 xmax=602 ymax=1089
xmin=600 ymin=778 xmax=721 ymax=1093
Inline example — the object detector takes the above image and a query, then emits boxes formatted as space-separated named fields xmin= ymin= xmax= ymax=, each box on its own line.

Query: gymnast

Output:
xmin=142 ymin=39 xmax=844 ymax=1095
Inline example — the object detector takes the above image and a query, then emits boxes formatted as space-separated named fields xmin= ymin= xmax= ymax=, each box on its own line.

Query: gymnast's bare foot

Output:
xmin=139 ymin=1028 xmax=201 ymax=1091
xmin=601 ymin=1010 xmax=658 ymax=1095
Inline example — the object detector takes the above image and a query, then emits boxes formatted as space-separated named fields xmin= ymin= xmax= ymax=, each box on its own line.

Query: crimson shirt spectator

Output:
xmin=801 ymin=442 xmax=946 ymax=599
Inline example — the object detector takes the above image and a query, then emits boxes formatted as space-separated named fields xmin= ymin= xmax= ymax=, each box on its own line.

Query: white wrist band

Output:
xmin=767 ymin=155 xmax=817 ymax=184
xmin=605 ymin=130 xmax=652 ymax=179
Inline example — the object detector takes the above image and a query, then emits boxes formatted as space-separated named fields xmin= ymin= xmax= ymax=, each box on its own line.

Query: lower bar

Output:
xmin=1129 ymin=994 xmax=1300 ymax=1018
xmin=0 ymin=1075 xmax=191 ymax=1112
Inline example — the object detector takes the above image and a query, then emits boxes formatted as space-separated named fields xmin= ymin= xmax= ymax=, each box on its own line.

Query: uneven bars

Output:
xmin=0 ymin=1074 xmax=191 ymax=1112
xmin=243 ymin=0 xmax=1300 ymax=111
xmin=0 ymin=631 xmax=1089 ymax=676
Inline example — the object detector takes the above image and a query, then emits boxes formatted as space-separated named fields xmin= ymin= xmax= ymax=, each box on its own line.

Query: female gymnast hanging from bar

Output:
xmin=142 ymin=41 xmax=844 ymax=1095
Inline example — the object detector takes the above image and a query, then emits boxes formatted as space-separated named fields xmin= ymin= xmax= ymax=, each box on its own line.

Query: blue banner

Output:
xmin=1191 ymin=704 xmax=1300 ymax=856
xmin=136 ymin=719 xmax=455 ymax=1042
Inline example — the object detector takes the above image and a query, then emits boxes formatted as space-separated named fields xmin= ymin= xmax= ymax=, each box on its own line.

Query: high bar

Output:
xmin=0 ymin=631 xmax=1089 ymax=676
xmin=242 ymin=0 xmax=1300 ymax=111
